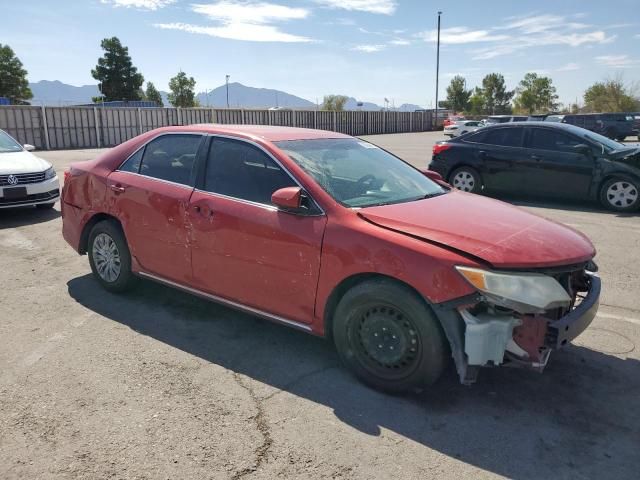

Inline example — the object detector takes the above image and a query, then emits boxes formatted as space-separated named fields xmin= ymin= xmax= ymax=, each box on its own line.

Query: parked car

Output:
xmin=443 ymin=115 xmax=466 ymax=127
xmin=443 ymin=120 xmax=483 ymax=138
xmin=630 ymin=112 xmax=640 ymax=140
xmin=429 ymin=122 xmax=640 ymax=212
xmin=546 ymin=113 xmax=634 ymax=141
xmin=0 ymin=129 xmax=60 ymax=209
xmin=62 ymin=125 xmax=600 ymax=392
xmin=485 ymin=115 xmax=528 ymax=124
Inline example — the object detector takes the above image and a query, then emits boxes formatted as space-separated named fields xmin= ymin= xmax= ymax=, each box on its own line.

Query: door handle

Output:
xmin=530 ymin=155 xmax=541 ymax=161
xmin=478 ymin=150 xmax=487 ymax=158
xmin=192 ymin=205 xmax=214 ymax=218
xmin=110 ymin=184 xmax=126 ymax=193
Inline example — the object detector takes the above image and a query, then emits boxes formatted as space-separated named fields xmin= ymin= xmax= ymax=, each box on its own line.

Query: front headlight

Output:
xmin=44 ymin=166 xmax=56 ymax=180
xmin=456 ymin=266 xmax=571 ymax=313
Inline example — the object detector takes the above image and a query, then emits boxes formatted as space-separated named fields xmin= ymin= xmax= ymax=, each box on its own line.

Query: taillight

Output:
xmin=433 ymin=143 xmax=452 ymax=155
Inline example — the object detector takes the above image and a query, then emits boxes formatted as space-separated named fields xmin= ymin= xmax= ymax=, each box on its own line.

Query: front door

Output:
xmin=521 ymin=127 xmax=594 ymax=198
xmin=107 ymin=133 xmax=204 ymax=283
xmin=189 ymin=136 xmax=327 ymax=324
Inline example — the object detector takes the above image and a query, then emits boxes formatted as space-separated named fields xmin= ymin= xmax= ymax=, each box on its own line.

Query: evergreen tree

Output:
xmin=0 ymin=44 xmax=33 ymax=104
xmin=91 ymin=37 xmax=144 ymax=102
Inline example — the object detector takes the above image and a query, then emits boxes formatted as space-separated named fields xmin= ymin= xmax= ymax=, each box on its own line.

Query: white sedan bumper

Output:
xmin=0 ymin=175 xmax=60 ymax=208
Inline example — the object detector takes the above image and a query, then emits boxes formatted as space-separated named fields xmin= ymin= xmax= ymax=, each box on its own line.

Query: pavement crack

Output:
xmin=231 ymin=372 xmax=273 ymax=480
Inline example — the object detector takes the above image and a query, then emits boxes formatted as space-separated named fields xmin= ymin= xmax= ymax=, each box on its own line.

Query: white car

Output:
xmin=443 ymin=120 xmax=483 ymax=138
xmin=0 ymin=129 xmax=60 ymax=209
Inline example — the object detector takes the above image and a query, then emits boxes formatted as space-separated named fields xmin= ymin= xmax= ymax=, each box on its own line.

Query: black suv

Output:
xmin=429 ymin=122 xmax=640 ymax=212
xmin=545 ymin=113 xmax=634 ymax=141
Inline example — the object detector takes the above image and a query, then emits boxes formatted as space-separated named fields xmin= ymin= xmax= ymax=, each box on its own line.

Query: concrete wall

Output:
xmin=0 ymin=106 xmax=433 ymax=150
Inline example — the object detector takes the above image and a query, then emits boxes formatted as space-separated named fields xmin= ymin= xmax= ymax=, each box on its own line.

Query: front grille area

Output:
xmin=0 ymin=189 xmax=59 ymax=206
xmin=0 ymin=172 xmax=46 ymax=186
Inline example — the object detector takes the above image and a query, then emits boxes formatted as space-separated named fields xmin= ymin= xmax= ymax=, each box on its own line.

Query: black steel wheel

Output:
xmin=333 ymin=278 xmax=448 ymax=393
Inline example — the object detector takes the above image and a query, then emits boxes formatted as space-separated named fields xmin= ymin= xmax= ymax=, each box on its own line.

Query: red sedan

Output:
xmin=62 ymin=125 xmax=600 ymax=392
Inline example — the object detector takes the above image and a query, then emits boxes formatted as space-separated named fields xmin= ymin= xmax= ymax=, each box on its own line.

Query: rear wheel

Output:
xmin=449 ymin=166 xmax=482 ymax=193
xmin=333 ymin=279 xmax=447 ymax=393
xmin=600 ymin=177 xmax=640 ymax=212
xmin=88 ymin=220 xmax=136 ymax=292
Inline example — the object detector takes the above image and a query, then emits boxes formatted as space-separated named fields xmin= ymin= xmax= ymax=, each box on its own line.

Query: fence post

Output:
xmin=177 ymin=107 xmax=182 ymax=126
xmin=382 ymin=111 xmax=386 ymax=133
xmin=41 ymin=106 xmax=50 ymax=150
xmin=314 ymin=110 xmax=318 ymax=129
xmin=333 ymin=111 xmax=337 ymax=132
xmin=137 ymin=108 xmax=142 ymax=135
xmin=93 ymin=107 xmax=101 ymax=148
xmin=292 ymin=110 xmax=297 ymax=127
xmin=241 ymin=109 xmax=245 ymax=125
xmin=409 ymin=113 xmax=413 ymax=133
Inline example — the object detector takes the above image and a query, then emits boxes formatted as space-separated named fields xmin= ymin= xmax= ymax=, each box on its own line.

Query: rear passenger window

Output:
xmin=119 ymin=148 xmax=144 ymax=173
xmin=481 ymin=128 xmax=524 ymax=147
xmin=204 ymin=137 xmax=296 ymax=205
xmin=529 ymin=129 xmax=581 ymax=152
xmin=139 ymin=134 xmax=202 ymax=186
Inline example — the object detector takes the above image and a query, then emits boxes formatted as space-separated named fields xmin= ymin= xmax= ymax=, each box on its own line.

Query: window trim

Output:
xmin=116 ymin=132 xmax=206 ymax=188
xmin=463 ymin=126 xmax=525 ymax=148
xmin=196 ymin=134 xmax=325 ymax=217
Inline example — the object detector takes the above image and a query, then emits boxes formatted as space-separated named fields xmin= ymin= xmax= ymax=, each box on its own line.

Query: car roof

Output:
xmin=483 ymin=121 xmax=590 ymax=134
xmin=151 ymin=124 xmax=351 ymax=142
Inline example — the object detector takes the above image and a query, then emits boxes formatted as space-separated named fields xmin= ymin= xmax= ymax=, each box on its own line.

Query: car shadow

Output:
xmin=67 ymin=274 xmax=640 ymax=480
xmin=0 ymin=205 xmax=61 ymax=228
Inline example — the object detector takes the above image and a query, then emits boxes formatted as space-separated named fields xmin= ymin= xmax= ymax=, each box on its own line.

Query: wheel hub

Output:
xmin=607 ymin=181 xmax=638 ymax=208
xmin=92 ymin=233 xmax=121 ymax=283
xmin=452 ymin=171 xmax=475 ymax=192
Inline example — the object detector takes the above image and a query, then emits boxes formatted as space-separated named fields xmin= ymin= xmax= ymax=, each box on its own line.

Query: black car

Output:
xmin=429 ymin=122 xmax=640 ymax=212
xmin=545 ymin=113 xmax=634 ymax=141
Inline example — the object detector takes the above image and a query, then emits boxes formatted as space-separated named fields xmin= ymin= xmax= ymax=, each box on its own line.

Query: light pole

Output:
xmin=434 ymin=11 xmax=442 ymax=130
xmin=225 ymin=75 xmax=230 ymax=109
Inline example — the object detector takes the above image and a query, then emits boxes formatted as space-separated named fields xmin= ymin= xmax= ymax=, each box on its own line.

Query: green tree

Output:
xmin=321 ymin=94 xmax=348 ymax=111
xmin=0 ymin=44 xmax=32 ymax=104
xmin=513 ymin=72 xmax=559 ymax=114
xmin=145 ymin=81 xmax=164 ymax=107
xmin=91 ymin=37 xmax=144 ymax=102
xmin=445 ymin=76 xmax=471 ymax=113
xmin=467 ymin=87 xmax=486 ymax=115
xmin=168 ymin=71 xmax=197 ymax=107
xmin=482 ymin=73 xmax=513 ymax=115
xmin=583 ymin=77 xmax=639 ymax=112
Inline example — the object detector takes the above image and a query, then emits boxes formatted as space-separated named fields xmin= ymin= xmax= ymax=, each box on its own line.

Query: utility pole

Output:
xmin=225 ymin=75 xmax=230 ymax=109
xmin=434 ymin=11 xmax=442 ymax=130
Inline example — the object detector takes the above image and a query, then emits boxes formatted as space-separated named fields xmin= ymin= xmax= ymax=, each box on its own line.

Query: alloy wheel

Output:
xmin=606 ymin=181 xmax=638 ymax=209
xmin=92 ymin=233 xmax=122 ymax=283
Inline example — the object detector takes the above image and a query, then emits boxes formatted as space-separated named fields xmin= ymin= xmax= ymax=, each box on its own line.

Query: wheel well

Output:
xmin=322 ymin=273 xmax=427 ymax=340
xmin=78 ymin=213 xmax=122 ymax=254
xmin=597 ymin=173 xmax=640 ymax=198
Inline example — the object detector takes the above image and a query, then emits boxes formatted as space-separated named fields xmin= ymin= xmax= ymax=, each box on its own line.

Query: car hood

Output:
xmin=610 ymin=147 xmax=640 ymax=168
xmin=359 ymin=191 xmax=595 ymax=269
xmin=0 ymin=151 xmax=51 ymax=174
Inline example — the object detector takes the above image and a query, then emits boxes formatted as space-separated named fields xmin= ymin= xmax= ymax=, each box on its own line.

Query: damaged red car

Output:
xmin=62 ymin=125 xmax=600 ymax=392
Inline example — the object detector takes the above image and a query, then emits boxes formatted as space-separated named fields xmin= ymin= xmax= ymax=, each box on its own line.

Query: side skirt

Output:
xmin=136 ymin=271 xmax=314 ymax=333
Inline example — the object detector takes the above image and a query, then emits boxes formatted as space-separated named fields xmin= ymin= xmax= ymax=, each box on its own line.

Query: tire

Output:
xmin=87 ymin=220 xmax=136 ymax=293
xmin=449 ymin=166 xmax=482 ymax=193
xmin=616 ymin=135 xmax=627 ymax=142
xmin=36 ymin=202 xmax=55 ymax=210
xmin=332 ymin=279 xmax=448 ymax=393
xmin=599 ymin=177 xmax=640 ymax=212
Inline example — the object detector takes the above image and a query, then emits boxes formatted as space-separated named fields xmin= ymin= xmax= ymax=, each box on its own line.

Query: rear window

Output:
xmin=470 ymin=127 xmax=524 ymax=147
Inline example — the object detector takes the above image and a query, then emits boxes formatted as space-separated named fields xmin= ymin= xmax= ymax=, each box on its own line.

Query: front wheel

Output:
xmin=449 ymin=166 xmax=482 ymax=193
xmin=333 ymin=279 xmax=448 ymax=393
xmin=600 ymin=177 xmax=640 ymax=212
xmin=88 ymin=220 xmax=136 ymax=292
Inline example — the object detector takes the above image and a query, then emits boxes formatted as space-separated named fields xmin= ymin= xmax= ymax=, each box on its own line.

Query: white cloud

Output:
xmin=416 ymin=27 xmax=509 ymax=44
xmin=154 ymin=1 xmax=312 ymax=43
xmin=557 ymin=62 xmax=580 ymax=71
xmin=595 ymin=55 xmax=638 ymax=68
xmin=351 ymin=44 xmax=386 ymax=52
xmin=315 ymin=0 xmax=396 ymax=15
xmin=389 ymin=39 xmax=410 ymax=46
xmin=101 ymin=0 xmax=174 ymax=9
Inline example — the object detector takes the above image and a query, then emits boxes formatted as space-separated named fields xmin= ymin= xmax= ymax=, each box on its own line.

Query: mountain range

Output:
xmin=28 ymin=80 xmax=423 ymax=112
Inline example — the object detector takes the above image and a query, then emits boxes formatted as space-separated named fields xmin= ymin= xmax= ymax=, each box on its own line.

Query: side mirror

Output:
xmin=572 ymin=144 xmax=592 ymax=156
xmin=23 ymin=144 xmax=35 ymax=151
xmin=271 ymin=186 xmax=303 ymax=211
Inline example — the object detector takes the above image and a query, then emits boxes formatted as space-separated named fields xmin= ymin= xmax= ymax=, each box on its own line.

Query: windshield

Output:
xmin=583 ymin=131 xmax=624 ymax=153
xmin=0 ymin=130 xmax=23 ymax=153
xmin=275 ymin=138 xmax=446 ymax=208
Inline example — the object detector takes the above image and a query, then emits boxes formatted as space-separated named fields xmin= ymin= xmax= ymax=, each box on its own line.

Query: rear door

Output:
xmin=107 ymin=133 xmax=204 ymax=283
xmin=521 ymin=127 xmax=594 ymax=198
xmin=188 ymin=136 xmax=327 ymax=324
xmin=464 ymin=126 xmax=527 ymax=192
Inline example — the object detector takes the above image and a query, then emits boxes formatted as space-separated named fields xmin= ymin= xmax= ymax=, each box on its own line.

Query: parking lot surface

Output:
xmin=1 ymin=131 xmax=639 ymax=479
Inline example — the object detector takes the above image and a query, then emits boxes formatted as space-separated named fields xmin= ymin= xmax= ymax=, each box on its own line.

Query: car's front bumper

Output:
xmin=0 ymin=176 xmax=60 ymax=208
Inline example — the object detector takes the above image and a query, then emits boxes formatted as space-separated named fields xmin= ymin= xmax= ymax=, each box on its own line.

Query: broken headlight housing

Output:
xmin=455 ymin=266 xmax=571 ymax=314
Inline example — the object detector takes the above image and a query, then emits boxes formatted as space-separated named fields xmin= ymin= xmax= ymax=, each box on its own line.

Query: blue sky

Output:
xmin=3 ymin=0 xmax=640 ymax=107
